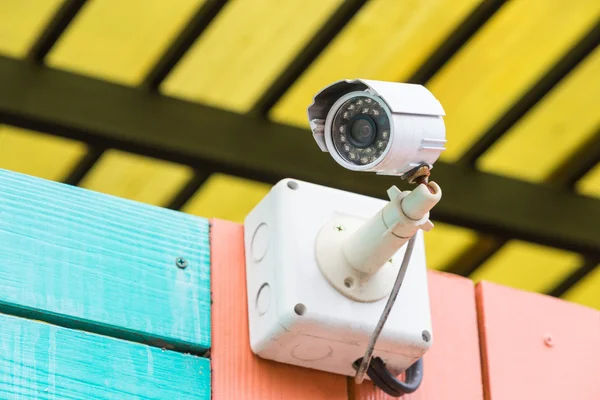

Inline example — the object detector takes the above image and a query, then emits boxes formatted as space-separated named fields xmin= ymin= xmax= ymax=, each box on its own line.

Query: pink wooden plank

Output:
xmin=353 ymin=271 xmax=484 ymax=400
xmin=477 ymin=281 xmax=600 ymax=400
xmin=210 ymin=219 xmax=347 ymax=400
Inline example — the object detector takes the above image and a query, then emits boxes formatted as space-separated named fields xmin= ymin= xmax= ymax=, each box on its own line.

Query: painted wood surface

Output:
xmin=210 ymin=219 xmax=348 ymax=400
xmin=0 ymin=169 xmax=210 ymax=353
xmin=352 ymin=271 xmax=484 ymax=400
xmin=476 ymin=281 xmax=600 ymax=400
xmin=0 ymin=312 xmax=210 ymax=399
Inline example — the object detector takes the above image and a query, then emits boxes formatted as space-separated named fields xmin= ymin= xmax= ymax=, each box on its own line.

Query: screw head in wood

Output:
xmin=176 ymin=257 xmax=188 ymax=269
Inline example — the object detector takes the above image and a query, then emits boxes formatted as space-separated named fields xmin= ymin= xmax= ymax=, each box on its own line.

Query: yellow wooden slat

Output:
xmin=47 ymin=0 xmax=202 ymax=85
xmin=470 ymin=241 xmax=583 ymax=294
xmin=479 ymin=48 xmax=600 ymax=181
xmin=576 ymin=163 xmax=600 ymax=199
xmin=427 ymin=0 xmax=600 ymax=161
xmin=423 ymin=223 xmax=479 ymax=270
xmin=0 ymin=0 xmax=64 ymax=57
xmin=182 ymin=174 xmax=271 ymax=223
xmin=271 ymin=0 xmax=481 ymax=127
xmin=563 ymin=265 xmax=600 ymax=310
xmin=0 ymin=125 xmax=86 ymax=181
xmin=162 ymin=0 xmax=344 ymax=113
xmin=79 ymin=150 xmax=193 ymax=206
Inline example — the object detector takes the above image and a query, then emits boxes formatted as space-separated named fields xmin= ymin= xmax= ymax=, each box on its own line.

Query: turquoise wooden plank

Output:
xmin=0 ymin=312 xmax=210 ymax=399
xmin=0 ymin=169 xmax=210 ymax=353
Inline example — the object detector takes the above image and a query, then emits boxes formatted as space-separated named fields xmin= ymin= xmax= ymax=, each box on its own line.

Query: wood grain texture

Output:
xmin=476 ymin=281 xmax=600 ymax=400
xmin=0 ymin=168 xmax=210 ymax=353
xmin=353 ymin=271 xmax=484 ymax=400
xmin=0 ymin=312 xmax=210 ymax=399
xmin=210 ymin=219 xmax=347 ymax=400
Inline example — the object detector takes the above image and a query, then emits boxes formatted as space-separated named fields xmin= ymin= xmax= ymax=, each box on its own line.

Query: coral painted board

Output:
xmin=353 ymin=271 xmax=484 ymax=400
xmin=210 ymin=219 xmax=347 ymax=400
xmin=477 ymin=281 xmax=600 ymax=400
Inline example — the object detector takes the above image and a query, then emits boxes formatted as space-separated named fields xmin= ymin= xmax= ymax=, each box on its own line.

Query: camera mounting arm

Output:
xmin=315 ymin=181 xmax=441 ymax=302
xmin=344 ymin=182 xmax=440 ymax=274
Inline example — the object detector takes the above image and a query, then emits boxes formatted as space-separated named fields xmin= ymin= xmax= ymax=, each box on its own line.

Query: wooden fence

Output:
xmin=0 ymin=169 xmax=598 ymax=399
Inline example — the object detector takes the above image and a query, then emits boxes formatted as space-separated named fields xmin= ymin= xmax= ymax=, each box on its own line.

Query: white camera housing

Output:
xmin=307 ymin=79 xmax=446 ymax=176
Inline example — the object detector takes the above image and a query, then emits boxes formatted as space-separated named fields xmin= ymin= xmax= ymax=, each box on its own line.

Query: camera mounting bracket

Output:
xmin=315 ymin=213 xmax=402 ymax=302
xmin=244 ymin=178 xmax=435 ymax=378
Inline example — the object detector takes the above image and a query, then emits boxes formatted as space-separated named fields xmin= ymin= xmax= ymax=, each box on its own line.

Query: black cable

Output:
xmin=353 ymin=357 xmax=424 ymax=397
xmin=354 ymin=235 xmax=418 ymax=383
xmin=352 ymin=224 xmax=425 ymax=396
xmin=353 ymin=168 xmax=432 ymax=395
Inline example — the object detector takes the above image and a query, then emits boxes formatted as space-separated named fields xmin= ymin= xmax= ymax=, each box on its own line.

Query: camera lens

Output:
xmin=330 ymin=95 xmax=391 ymax=166
xmin=348 ymin=115 xmax=376 ymax=148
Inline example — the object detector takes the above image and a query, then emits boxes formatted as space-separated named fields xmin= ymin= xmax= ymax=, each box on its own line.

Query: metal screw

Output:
xmin=176 ymin=257 xmax=188 ymax=269
xmin=335 ymin=225 xmax=345 ymax=232
xmin=422 ymin=330 xmax=431 ymax=342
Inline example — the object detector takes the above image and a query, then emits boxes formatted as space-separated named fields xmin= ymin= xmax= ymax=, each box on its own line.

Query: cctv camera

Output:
xmin=307 ymin=79 xmax=446 ymax=177
xmin=244 ymin=79 xmax=445 ymax=393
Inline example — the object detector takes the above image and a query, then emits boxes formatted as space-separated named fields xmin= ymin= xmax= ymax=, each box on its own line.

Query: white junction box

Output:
xmin=244 ymin=178 xmax=433 ymax=377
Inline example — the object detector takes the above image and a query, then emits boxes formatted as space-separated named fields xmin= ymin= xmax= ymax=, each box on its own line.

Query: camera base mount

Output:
xmin=315 ymin=214 xmax=404 ymax=302
xmin=243 ymin=178 xmax=433 ymax=378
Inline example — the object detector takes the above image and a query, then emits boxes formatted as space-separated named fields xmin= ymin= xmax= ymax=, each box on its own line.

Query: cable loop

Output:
xmin=352 ymin=357 xmax=424 ymax=397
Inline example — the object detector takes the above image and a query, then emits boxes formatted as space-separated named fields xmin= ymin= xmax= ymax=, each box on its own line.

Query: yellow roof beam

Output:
xmin=162 ymin=0 xmax=343 ymax=113
xmin=182 ymin=174 xmax=271 ymax=223
xmin=577 ymin=164 xmax=600 ymax=199
xmin=563 ymin=265 xmax=600 ymax=310
xmin=423 ymin=223 xmax=479 ymax=271
xmin=79 ymin=150 xmax=193 ymax=206
xmin=0 ymin=0 xmax=63 ymax=57
xmin=0 ymin=125 xmax=86 ymax=181
xmin=479 ymin=48 xmax=600 ymax=182
xmin=427 ymin=0 xmax=600 ymax=161
xmin=271 ymin=0 xmax=481 ymax=127
xmin=47 ymin=0 xmax=202 ymax=85
xmin=471 ymin=241 xmax=582 ymax=294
